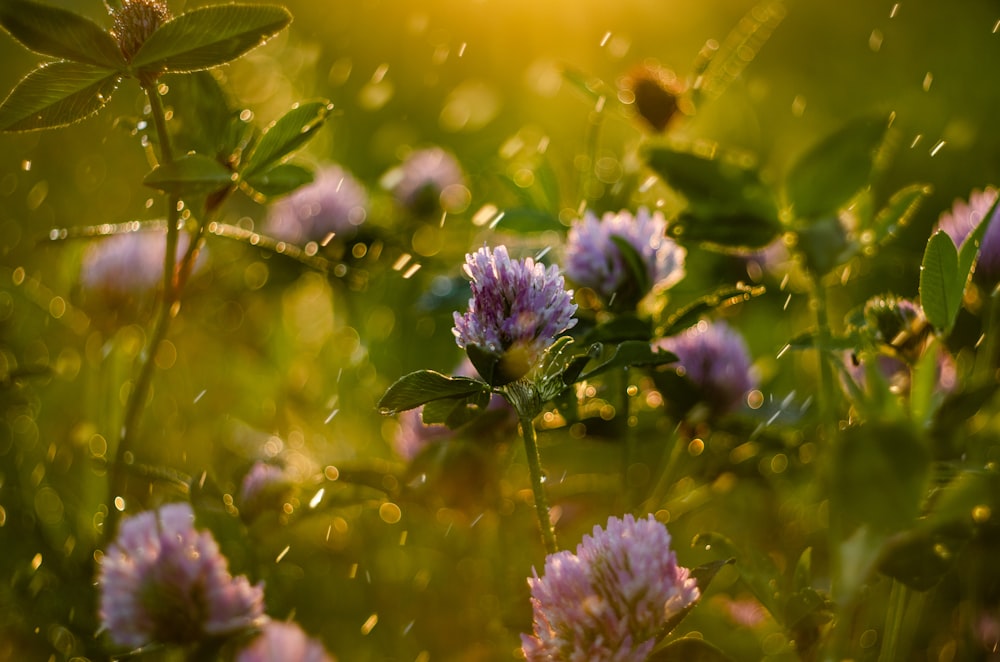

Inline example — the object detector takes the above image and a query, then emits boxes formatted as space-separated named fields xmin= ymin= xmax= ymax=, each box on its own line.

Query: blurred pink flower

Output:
xmin=393 ymin=407 xmax=457 ymax=461
xmin=656 ymin=321 xmax=757 ymax=415
xmin=98 ymin=503 xmax=264 ymax=648
xmin=936 ymin=187 xmax=1000 ymax=286
xmin=521 ymin=514 xmax=699 ymax=661
xmin=384 ymin=147 xmax=467 ymax=214
xmin=236 ymin=621 xmax=334 ymax=662
xmin=565 ymin=208 xmax=685 ymax=309
xmin=266 ymin=164 xmax=368 ymax=244
xmin=79 ymin=229 xmax=203 ymax=312
xmin=239 ymin=462 xmax=295 ymax=521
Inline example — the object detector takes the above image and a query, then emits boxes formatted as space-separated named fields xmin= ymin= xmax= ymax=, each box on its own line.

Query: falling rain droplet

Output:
xmin=930 ymin=140 xmax=946 ymax=157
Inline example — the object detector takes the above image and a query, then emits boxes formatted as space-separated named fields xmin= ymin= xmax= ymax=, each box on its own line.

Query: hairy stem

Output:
xmin=104 ymin=80 xmax=181 ymax=539
xmin=520 ymin=416 xmax=558 ymax=555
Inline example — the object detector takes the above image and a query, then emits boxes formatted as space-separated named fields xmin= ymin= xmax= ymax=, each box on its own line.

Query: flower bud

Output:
xmin=111 ymin=0 xmax=171 ymax=64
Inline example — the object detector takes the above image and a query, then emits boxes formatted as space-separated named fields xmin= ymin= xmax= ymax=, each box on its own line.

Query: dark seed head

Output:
xmin=111 ymin=0 xmax=171 ymax=63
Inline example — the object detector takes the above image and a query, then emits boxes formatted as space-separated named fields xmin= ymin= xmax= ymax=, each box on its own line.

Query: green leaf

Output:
xmin=876 ymin=526 xmax=968 ymax=590
xmin=870 ymin=184 xmax=932 ymax=247
xmin=610 ymin=235 xmax=651 ymax=307
xmin=163 ymin=71 xmax=243 ymax=159
xmin=243 ymin=163 xmax=314 ymax=198
xmin=648 ymin=637 xmax=735 ymax=662
xmin=909 ymin=337 xmax=942 ymax=428
xmin=657 ymin=558 xmax=734 ymax=637
xmin=644 ymin=145 xmax=781 ymax=250
xmin=0 ymin=0 xmax=126 ymax=70
xmin=465 ymin=344 xmax=500 ymax=387
xmin=691 ymin=532 xmax=783 ymax=620
xmin=131 ymin=4 xmax=292 ymax=75
xmin=0 ymin=61 xmax=120 ymax=132
xmin=586 ymin=314 xmax=653 ymax=343
xmin=578 ymin=340 xmax=676 ymax=381
xmin=831 ymin=421 xmax=929 ymax=534
xmin=242 ymin=100 xmax=333 ymax=178
xmin=421 ymin=389 xmax=491 ymax=428
xmin=377 ymin=370 xmax=489 ymax=414
xmin=919 ymin=230 xmax=960 ymax=332
xmin=143 ymin=153 xmax=235 ymax=194
xmin=659 ymin=283 xmax=766 ymax=337
xmin=785 ymin=115 xmax=889 ymax=220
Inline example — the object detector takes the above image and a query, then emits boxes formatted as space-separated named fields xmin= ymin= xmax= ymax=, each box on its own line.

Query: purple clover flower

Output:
xmin=98 ymin=503 xmax=265 ymax=648
xmin=236 ymin=621 xmax=333 ymax=662
xmin=384 ymin=147 xmax=468 ymax=214
xmin=521 ymin=514 xmax=699 ymax=661
xmin=265 ymin=164 xmax=368 ymax=244
xmin=565 ymin=208 xmax=685 ymax=308
xmin=239 ymin=462 xmax=295 ymax=522
xmin=80 ymin=230 xmax=203 ymax=312
xmin=936 ymin=187 xmax=1000 ymax=286
xmin=453 ymin=245 xmax=577 ymax=380
xmin=656 ymin=321 xmax=757 ymax=415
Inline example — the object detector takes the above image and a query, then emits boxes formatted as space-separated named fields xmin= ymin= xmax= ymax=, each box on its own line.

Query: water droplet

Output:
xmin=360 ymin=613 xmax=379 ymax=635
xmin=275 ymin=545 xmax=290 ymax=563
xmin=309 ymin=488 xmax=325 ymax=509
xmin=929 ymin=140 xmax=946 ymax=156
xmin=868 ymin=29 xmax=883 ymax=52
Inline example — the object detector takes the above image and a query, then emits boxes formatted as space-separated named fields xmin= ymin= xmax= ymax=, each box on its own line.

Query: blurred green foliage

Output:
xmin=2 ymin=0 xmax=1000 ymax=660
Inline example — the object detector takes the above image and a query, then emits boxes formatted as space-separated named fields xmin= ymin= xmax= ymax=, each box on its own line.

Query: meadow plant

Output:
xmin=522 ymin=514 xmax=699 ymax=661
xmin=564 ymin=207 xmax=685 ymax=311
xmin=98 ymin=503 xmax=264 ymax=648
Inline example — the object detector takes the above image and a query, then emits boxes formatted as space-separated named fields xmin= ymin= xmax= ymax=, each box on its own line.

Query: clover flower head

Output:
xmin=112 ymin=0 xmax=171 ymax=63
xmin=266 ymin=164 xmax=368 ymax=244
xmin=80 ymin=229 xmax=204 ymax=313
xmin=384 ymin=147 xmax=468 ymax=214
xmin=843 ymin=348 xmax=956 ymax=398
xmin=239 ymin=462 xmax=295 ymax=521
xmin=935 ymin=187 xmax=1000 ymax=286
xmin=98 ymin=503 xmax=265 ymax=648
xmin=656 ymin=321 xmax=757 ymax=415
xmin=236 ymin=621 xmax=333 ymax=662
xmin=565 ymin=208 xmax=685 ymax=308
xmin=452 ymin=245 xmax=577 ymax=378
xmin=521 ymin=514 xmax=699 ymax=662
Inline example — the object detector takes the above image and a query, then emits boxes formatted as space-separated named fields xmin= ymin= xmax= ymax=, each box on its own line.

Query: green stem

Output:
xmin=620 ymin=367 xmax=635 ymax=509
xmin=104 ymin=80 xmax=181 ymax=540
xmin=641 ymin=422 xmax=684 ymax=514
xmin=520 ymin=415 xmax=558 ymax=555
xmin=813 ymin=280 xmax=837 ymax=434
xmin=577 ymin=97 xmax=606 ymax=209
xmin=877 ymin=580 xmax=909 ymax=662
xmin=976 ymin=287 xmax=1000 ymax=382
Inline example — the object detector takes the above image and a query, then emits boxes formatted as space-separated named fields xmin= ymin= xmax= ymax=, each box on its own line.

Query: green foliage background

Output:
xmin=2 ymin=0 xmax=1000 ymax=660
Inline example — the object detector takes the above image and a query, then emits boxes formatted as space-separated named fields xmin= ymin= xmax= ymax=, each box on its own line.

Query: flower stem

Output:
xmin=520 ymin=415 xmax=558 ymax=555
xmin=104 ymin=79 xmax=180 ymax=540
xmin=877 ymin=580 xmax=909 ymax=662
xmin=641 ymin=421 xmax=683 ymax=513
xmin=813 ymin=280 xmax=837 ymax=434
